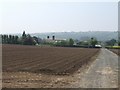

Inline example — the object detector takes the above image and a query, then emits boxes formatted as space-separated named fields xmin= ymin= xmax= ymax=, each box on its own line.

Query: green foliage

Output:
xmin=55 ymin=40 xmax=68 ymax=46
xmin=90 ymin=37 xmax=98 ymax=47
xmin=22 ymin=33 xmax=36 ymax=45
xmin=1 ymin=31 xmax=38 ymax=45
xmin=54 ymin=39 xmax=74 ymax=47
xmin=118 ymin=42 xmax=120 ymax=46
xmin=22 ymin=31 xmax=26 ymax=39
xmin=14 ymin=36 xmax=19 ymax=44
xmin=77 ymin=37 xmax=98 ymax=48
xmin=78 ymin=41 xmax=89 ymax=46
xmin=33 ymin=36 xmax=39 ymax=44
xmin=105 ymin=39 xmax=117 ymax=46
xmin=68 ymin=38 xmax=74 ymax=46
xmin=1 ymin=34 xmax=19 ymax=44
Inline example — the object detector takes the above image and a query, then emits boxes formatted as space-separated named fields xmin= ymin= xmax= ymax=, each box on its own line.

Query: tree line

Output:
xmin=105 ymin=39 xmax=120 ymax=46
xmin=1 ymin=31 xmax=39 ymax=45
xmin=1 ymin=35 xmax=19 ymax=44
xmin=0 ymin=31 xmax=99 ymax=48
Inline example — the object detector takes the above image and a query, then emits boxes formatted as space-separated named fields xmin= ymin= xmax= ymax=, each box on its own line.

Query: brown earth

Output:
xmin=2 ymin=44 xmax=100 ymax=75
xmin=109 ymin=49 xmax=119 ymax=56
xmin=2 ymin=44 xmax=100 ymax=88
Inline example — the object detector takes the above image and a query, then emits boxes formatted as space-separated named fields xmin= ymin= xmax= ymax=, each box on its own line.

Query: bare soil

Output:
xmin=2 ymin=44 xmax=100 ymax=88
xmin=109 ymin=49 xmax=119 ymax=56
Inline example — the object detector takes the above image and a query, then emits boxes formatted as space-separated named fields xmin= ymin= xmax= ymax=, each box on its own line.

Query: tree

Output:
xmin=0 ymin=35 xmax=1 ymax=42
xmin=1 ymin=35 xmax=4 ymax=43
xmin=33 ymin=36 xmax=39 ymax=44
xmin=78 ymin=40 xmax=89 ymax=46
xmin=118 ymin=42 xmax=120 ymax=46
xmin=11 ymin=35 xmax=15 ymax=44
xmin=106 ymin=39 xmax=116 ymax=46
xmin=90 ymin=37 xmax=98 ymax=47
xmin=60 ymin=40 xmax=68 ymax=46
xmin=6 ymin=35 xmax=9 ymax=43
xmin=55 ymin=40 xmax=68 ymax=46
xmin=23 ymin=34 xmax=36 ymax=45
xmin=14 ymin=36 xmax=19 ymax=44
xmin=21 ymin=31 xmax=27 ymax=44
xmin=5 ymin=35 xmax=7 ymax=43
xmin=9 ymin=35 xmax=12 ymax=44
xmin=3 ymin=35 xmax=6 ymax=43
xmin=22 ymin=31 xmax=26 ymax=39
xmin=69 ymin=38 xmax=74 ymax=46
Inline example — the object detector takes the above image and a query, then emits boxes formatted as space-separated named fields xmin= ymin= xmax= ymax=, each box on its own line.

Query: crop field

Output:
xmin=3 ymin=44 xmax=100 ymax=75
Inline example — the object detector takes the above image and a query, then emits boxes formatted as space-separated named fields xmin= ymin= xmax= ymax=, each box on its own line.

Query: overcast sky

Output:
xmin=0 ymin=0 xmax=118 ymax=34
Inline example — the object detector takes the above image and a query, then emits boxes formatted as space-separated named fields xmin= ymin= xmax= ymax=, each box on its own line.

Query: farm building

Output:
xmin=45 ymin=36 xmax=66 ymax=43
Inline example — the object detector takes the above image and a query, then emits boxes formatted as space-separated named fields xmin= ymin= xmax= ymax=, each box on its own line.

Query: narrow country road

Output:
xmin=73 ymin=48 xmax=118 ymax=88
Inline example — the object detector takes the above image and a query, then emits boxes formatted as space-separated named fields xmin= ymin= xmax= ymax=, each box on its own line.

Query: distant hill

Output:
xmin=30 ymin=31 xmax=118 ymax=41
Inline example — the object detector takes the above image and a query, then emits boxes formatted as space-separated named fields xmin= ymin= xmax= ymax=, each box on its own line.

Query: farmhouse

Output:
xmin=45 ymin=36 xmax=66 ymax=43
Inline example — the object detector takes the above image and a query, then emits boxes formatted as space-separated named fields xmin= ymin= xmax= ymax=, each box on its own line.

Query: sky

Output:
xmin=0 ymin=0 xmax=119 ymax=34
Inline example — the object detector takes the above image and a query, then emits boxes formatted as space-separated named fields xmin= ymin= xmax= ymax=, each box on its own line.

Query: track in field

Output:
xmin=3 ymin=44 xmax=100 ymax=75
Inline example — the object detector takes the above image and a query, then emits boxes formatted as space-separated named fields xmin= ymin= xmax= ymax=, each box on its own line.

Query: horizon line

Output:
xmin=0 ymin=30 xmax=118 ymax=35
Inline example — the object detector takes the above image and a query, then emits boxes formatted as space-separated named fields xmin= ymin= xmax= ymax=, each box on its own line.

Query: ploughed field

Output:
xmin=3 ymin=44 xmax=100 ymax=75
xmin=109 ymin=49 xmax=120 ymax=56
